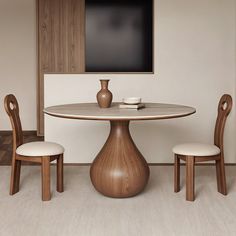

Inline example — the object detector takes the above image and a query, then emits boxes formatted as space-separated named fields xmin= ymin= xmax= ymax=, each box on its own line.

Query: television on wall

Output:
xmin=85 ymin=0 xmax=153 ymax=73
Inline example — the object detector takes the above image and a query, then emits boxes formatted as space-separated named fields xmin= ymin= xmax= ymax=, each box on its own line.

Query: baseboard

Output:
xmin=61 ymin=163 xmax=236 ymax=166
xmin=0 ymin=130 xmax=39 ymax=136
xmin=1 ymin=163 xmax=236 ymax=166
xmin=1 ymin=131 xmax=235 ymax=166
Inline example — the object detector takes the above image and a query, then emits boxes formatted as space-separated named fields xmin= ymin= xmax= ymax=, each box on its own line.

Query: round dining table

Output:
xmin=44 ymin=102 xmax=196 ymax=198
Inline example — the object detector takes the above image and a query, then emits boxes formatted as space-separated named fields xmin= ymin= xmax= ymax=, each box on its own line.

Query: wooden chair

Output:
xmin=172 ymin=94 xmax=232 ymax=201
xmin=4 ymin=94 xmax=64 ymax=201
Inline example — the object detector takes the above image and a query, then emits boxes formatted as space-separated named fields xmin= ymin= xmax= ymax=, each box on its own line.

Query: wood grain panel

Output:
xmin=37 ymin=0 xmax=85 ymax=135
xmin=0 ymin=131 xmax=43 ymax=165
xmin=173 ymin=94 xmax=232 ymax=201
xmin=90 ymin=121 xmax=150 ymax=198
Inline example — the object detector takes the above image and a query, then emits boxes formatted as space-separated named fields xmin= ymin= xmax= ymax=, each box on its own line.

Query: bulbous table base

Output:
xmin=90 ymin=121 xmax=150 ymax=198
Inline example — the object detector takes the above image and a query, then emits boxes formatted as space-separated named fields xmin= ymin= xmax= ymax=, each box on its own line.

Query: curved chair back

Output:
xmin=214 ymin=94 xmax=232 ymax=150
xmin=4 ymin=94 xmax=23 ymax=151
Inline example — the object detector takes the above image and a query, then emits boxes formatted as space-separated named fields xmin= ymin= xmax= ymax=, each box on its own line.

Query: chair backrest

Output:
xmin=214 ymin=94 xmax=232 ymax=151
xmin=4 ymin=94 xmax=23 ymax=152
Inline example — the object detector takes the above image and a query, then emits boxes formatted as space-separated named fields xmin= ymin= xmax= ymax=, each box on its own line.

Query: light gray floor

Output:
xmin=0 ymin=166 xmax=236 ymax=236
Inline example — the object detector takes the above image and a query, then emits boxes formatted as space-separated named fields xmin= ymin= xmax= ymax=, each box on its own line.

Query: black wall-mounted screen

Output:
xmin=85 ymin=0 xmax=153 ymax=73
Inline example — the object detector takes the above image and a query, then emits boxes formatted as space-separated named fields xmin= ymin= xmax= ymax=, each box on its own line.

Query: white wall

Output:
xmin=0 ymin=0 xmax=37 ymax=130
xmin=45 ymin=0 xmax=236 ymax=163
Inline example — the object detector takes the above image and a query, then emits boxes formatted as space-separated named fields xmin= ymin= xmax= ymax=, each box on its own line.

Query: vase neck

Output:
xmin=100 ymin=80 xmax=109 ymax=89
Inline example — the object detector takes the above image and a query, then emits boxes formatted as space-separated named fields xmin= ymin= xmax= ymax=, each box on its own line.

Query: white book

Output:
xmin=119 ymin=103 xmax=145 ymax=109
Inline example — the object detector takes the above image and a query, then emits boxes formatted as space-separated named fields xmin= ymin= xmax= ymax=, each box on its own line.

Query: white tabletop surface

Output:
xmin=44 ymin=103 xmax=196 ymax=121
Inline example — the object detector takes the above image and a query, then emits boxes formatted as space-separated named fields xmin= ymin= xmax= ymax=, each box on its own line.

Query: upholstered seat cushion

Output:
xmin=16 ymin=141 xmax=64 ymax=157
xmin=172 ymin=143 xmax=220 ymax=157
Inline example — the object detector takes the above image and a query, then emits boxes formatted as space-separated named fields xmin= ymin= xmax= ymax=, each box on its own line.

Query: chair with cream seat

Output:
xmin=172 ymin=94 xmax=232 ymax=201
xmin=4 ymin=94 xmax=64 ymax=201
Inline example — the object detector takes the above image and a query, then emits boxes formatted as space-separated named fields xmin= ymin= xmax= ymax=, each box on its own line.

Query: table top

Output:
xmin=44 ymin=102 xmax=196 ymax=121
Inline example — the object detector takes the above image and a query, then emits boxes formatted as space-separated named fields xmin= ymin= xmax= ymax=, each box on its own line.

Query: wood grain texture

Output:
xmin=9 ymin=159 xmax=21 ymax=195
xmin=186 ymin=156 xmax=195 ymax=201
xmin=37 ymin=0 xmax=85 ymax=135
xmin=174 ymin=154 xmax=180 ymax=193
xmin=4 ymin=95 xmax=23 ymax=150
xmin=57 ymin=154 xmax=64 ymax=192
xmin=213 ymin=94 xmax=232 ymax=195
xmin=44 ymin=102 xmax=195 ymax=198
xmin=42 ymin=156 xmax=51 ymax=201
xmin=173 ymin=94 xmax=232 ymax=201
xmin=90 ymin=121 xmax=150 ymax=198
xmin=4 ymin=94 xmax=64 ymax=201
xmin=216 ymin=159 xmax=223 ymax=193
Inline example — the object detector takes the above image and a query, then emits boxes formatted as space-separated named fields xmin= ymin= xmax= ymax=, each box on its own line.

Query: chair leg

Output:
xmin=174 ymin=154 xmax=180 ymax=192
xmin=10 ymin=157 xmax=21 ymax=195
xmin=41 ymin=157 xmax=51 ymax=201
xmin=186 ymin=156 xmax=195 ymax=201
xmin=216 ymin=159 xmax=222 ymax=193
xmin=57 ymin=154 xmax=64 ymax=193
xmin=220 ymin=159 xmax=227 ymax=195
xmin=216 ymin=156 xmax=227 ymax=195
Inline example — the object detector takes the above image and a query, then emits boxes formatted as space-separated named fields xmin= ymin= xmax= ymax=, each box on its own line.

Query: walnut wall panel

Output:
xmin=37 ymin=0 xmax=85 ymax=135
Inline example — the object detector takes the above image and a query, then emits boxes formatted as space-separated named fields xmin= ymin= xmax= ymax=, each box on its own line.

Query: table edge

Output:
xmin=44 ymin=110 xmax=196 ymax=121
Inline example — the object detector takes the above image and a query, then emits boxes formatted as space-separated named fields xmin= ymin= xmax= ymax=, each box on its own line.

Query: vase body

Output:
xmin=96 ymin=80 xmax=113 ymax=108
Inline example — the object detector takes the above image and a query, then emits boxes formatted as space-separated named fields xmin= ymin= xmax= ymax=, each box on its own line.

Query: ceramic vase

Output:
xmin=96 ymin=80 xmax=113 ymax=108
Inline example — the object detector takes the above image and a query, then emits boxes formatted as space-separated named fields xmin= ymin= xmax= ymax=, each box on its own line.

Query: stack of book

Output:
xmin=119 ymin=103 xmax=145 ymax=109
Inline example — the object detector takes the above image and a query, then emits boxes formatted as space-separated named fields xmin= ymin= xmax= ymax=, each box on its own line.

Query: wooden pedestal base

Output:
xmin=90 ymin=121 xmax=150 ymax=198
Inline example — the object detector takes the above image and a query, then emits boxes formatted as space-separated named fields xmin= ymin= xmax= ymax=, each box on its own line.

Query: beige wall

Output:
xmin=0 ymin=0 xmax=235 ymax=163
xmin=45 ymin=0 xmax=236 ymax=163
xmin=0 ymin=0 xmax=37 ymax=130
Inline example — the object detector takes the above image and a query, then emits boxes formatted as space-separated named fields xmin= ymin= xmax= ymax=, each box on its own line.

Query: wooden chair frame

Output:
xmin=4 ymin=94 xmax=64 ymax=201
xmin=174 ymin=94 xmax=232 ymax=201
